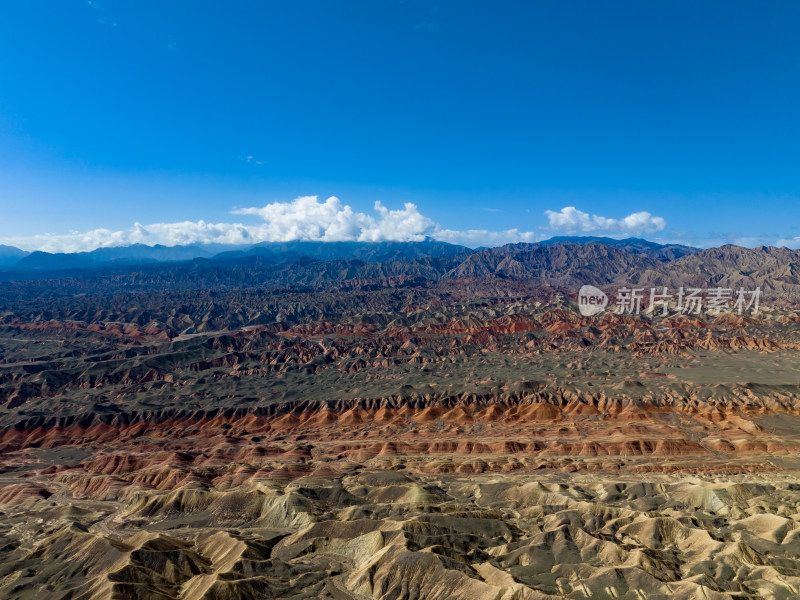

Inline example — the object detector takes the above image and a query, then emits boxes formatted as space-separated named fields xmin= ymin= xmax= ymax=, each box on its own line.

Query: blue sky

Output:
xmin=1 ymin=1 xmax=799 ymax=251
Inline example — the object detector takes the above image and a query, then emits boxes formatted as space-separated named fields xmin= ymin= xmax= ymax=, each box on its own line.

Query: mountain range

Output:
xmin=0 ymin=244 xmax=30 ymax=267
xmin=0 ymin=236 xmax=694 ymax=272
xmin=1 ymin=240 xmax=471 ymax=271
xmin=3 ymin=237 xmax=800 ymax=303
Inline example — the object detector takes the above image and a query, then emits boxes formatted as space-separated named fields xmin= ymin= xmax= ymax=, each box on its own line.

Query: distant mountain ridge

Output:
xmin=0 ymin=245 xmax=30 ymax=267
xmin=446 ymin=242 xmax=660 ymax=285
xmin=14 ymin=244 xmax=221 ymax=270
xmin=12 ymin=237 xmax=798 ymax=296
xmin=0 ymin=237 xmax=692 ymax=272
xmin=3 ymin=239 xmax=471 ymax=271
xmin=536 ymin=236 xmax=697 ymax=261
xmin=213 ymin=240 xmax=473 ymax=264
xmin=6 ymin=238 xmax=800 ymax=300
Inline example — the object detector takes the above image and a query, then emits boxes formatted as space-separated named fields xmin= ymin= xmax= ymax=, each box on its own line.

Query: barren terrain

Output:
xmin=2 ymin=242 xmax=800 ymax=599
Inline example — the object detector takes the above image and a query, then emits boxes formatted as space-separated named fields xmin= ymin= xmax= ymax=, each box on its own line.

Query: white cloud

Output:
xmin=3 ymin=196 xmax=437 ymax=252
xmin=0 ymin=197 xmax=670 ymax=253
xmin=775 ymin=238 xmax=800 ymax=249
xmin=232 ymin=196 xmax=436 ymax=243
xmin=544 ymin=206 xmax=666 ymax=235
xmin=3 ymin=221 xmax=259 ymax=254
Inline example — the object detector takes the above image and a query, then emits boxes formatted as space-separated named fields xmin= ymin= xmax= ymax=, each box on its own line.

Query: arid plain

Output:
xmin=2 ymin=241 xmax=800 ymax=599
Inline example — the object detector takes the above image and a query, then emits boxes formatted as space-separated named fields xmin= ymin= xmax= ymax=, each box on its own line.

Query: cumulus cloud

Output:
xmin=544 ymin=206 xmax=666 ymax=235
xmin=232 ymin=196 xmax=436 ymax=243
xmin=3 ymin=221 xmax=259 ymax=254
xmin=3 ymin=196 xmax=437 ymax=253
xmin=435 ymin=206 xmax=667 ymax=247
xmin=0 ymin=197 xmax=670 ymax=253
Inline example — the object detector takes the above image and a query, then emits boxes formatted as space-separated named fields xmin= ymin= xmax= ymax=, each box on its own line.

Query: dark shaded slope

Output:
xmin=538 ymin=236 xmax=698 ymax=261
xmin=213 ymin=239 xmax=472 ymax=263
xmin=446 ymin=242 xmax=660 ymax=286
